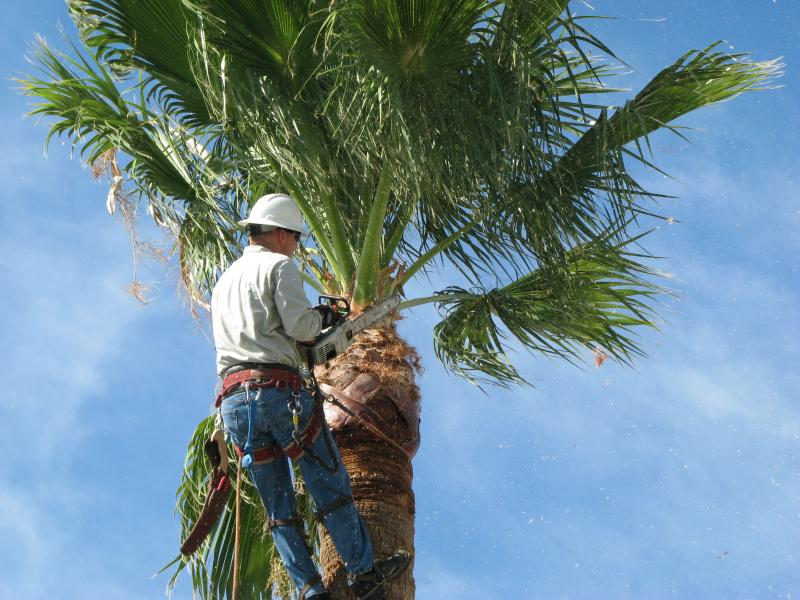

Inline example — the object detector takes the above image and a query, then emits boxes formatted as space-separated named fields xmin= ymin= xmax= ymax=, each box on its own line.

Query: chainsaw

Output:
xmin=299 ymin=294 xmax=401 ymax=367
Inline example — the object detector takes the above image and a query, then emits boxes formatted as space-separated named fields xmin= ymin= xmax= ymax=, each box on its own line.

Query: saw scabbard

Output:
xmin=180 ymin=430 xmax=231 ymax=556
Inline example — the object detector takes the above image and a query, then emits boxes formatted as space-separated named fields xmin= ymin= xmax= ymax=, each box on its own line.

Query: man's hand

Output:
xmin=313 ymin=304 xmax=343 ymax=329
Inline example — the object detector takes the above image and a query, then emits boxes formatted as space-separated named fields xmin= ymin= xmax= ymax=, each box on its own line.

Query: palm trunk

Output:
xmin=315 ymin=325 xmax=421 ymax=599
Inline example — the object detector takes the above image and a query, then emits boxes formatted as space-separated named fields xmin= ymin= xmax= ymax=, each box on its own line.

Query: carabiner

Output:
xmin=288 ymin=390 xmax=303 ymax=431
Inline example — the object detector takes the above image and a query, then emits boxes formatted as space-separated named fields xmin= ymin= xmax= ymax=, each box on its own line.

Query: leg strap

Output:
xmin=267 ymin=515 xmax=304 ymax=531
xmin=314 ymin=495 xmax=354 ymax=522
xmin=234 ymin=399 xmax=326 ymax=466
xmin=268 ymin=513 xmax=313 ymax=554
xmin=234 ymin=443 xmax=282 ymax=465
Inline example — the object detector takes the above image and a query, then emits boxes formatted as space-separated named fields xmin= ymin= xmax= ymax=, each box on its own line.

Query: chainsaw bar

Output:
xmin=305 ymin=294 xmax=401 ymax=365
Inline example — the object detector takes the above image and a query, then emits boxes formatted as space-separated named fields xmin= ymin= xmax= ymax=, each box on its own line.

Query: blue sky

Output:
xmin=1 ymin=1 xmax=798 ymax=599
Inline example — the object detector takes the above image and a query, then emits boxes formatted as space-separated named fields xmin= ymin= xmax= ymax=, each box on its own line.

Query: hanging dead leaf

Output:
xmin=593 ymin=347 xmax=609 ymax=367
xmin=128 ymin=281 xmax=153 ymax=305
xmin=147 ymin=202 xmax=169 ymax=228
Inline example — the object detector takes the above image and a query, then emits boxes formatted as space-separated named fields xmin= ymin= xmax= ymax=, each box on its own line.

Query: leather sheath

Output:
xmin=180 ymin=436 xmax=231 ymax=556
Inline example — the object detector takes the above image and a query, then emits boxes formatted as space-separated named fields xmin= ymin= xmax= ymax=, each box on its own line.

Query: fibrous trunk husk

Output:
xmin=315 ymin=325 xmax=421 ymax=599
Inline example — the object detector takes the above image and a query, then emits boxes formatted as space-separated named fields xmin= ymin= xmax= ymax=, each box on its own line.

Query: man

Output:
xmin=211 ymin=193 xmax=409 ymax=600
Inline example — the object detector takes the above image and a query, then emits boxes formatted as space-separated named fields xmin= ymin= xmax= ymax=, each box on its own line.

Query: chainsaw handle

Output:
xmin=318 ymin=295 xmax=350 ymax=317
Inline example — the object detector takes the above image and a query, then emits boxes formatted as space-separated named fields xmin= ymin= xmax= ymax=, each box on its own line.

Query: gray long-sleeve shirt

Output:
xmin=211 ymin=245 xmax=323 ymax=376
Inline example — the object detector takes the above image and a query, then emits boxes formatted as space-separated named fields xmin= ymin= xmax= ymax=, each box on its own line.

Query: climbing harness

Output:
xmin=184 ymin=363 xmax=408 ymax=559
xmin=226 ymin=374 xmax=339 ymax=473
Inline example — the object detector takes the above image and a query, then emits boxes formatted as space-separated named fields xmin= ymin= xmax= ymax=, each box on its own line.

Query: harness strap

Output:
xmin=232 ymin=403 xmax=325 ymax=464
xmin=234 ymin=443 xmax=282 ymax=465
xmin=268 ymin=514 xmax=314 ymax=558
xmin=267 ymin=515 xmax=304 ymax=530
xmin=284 ymin=402 xmax=325 ymax=460
xmin=314 ymin=494 xmax=354 ymax=522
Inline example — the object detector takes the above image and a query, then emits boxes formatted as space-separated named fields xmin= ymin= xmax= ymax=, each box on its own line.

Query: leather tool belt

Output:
xmin=215 ymin=364 xmax=302 ymax=407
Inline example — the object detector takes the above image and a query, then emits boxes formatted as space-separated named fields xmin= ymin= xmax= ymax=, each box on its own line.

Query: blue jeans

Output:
xmin=220 ymin=385 xmax=374 ymax=596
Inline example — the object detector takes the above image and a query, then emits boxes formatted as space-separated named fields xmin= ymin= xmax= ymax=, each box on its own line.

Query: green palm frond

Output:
xmin=555 ymin=42 xmax=778 ymax=185
xmin=22 ymin=37 xmax=244 ymax=303
xmin=24 ymin=37 xmax=195 ymax=199
xmin=165 ymin=417 xmax=274 ymax=599
xmin=67 ymin=0 xmax=212 ymax=125
xmin=432 ymin=228 xmax=664 ymax=386
xmin=24 ymin=36 xmax=130 ymax=163
xmin=347 ymin=0 xmax=490 ymax=89
xmin=24 ymin=2 xmax=779 ymax=376
xmin=184 ymin=0 xmax=327 ymax=94
xmin=492 ymin=43 xmax=779 ymax=268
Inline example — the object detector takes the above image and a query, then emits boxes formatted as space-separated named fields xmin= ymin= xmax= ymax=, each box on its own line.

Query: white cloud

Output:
xmin=0 ymin=173 xmax=150 ymax=597
xmin=0 ymin=487 xmax=50 ymax=599
xmin=1 ymin=236 xmax=140 ymax=453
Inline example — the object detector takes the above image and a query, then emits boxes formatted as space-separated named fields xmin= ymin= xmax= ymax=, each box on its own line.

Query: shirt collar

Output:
xmin=244 ymin=244 xmax=274 ymax=255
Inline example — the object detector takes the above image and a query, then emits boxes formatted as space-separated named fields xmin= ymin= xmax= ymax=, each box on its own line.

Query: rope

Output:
xmin=232 ymin=460 xmax=242 ymax=600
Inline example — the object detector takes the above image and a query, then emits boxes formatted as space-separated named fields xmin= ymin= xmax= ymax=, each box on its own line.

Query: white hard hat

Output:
xmin=238 ymin=193 xmax=305 ymax=233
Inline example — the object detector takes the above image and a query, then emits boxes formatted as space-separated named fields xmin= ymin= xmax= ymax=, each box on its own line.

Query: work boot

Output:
xmin=348 ymin=550 xmax=412 ymax=600
xmin=301 ymin=578 xmax=330 ymax=600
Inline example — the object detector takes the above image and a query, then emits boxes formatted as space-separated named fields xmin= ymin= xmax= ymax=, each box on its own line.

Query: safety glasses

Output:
xmin=278 ymin=228 xmax=301 ymax=243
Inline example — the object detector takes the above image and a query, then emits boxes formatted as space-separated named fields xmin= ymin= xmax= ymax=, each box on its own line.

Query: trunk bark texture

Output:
xmin=315 ymin=325 xmax=421 ymax=599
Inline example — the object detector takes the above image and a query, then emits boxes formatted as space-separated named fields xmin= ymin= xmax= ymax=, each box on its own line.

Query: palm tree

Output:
xmin=23 ymin=1 xmax=777 ymax=597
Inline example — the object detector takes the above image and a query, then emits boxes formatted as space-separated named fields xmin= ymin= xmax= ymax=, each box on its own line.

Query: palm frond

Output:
xmin=184 ymin=0 xmax=326 ymax=95
xmin=537 ymin=43 xmax=778 ymax=234
xmin=167 ymin=416 xmax=278 ymax=599
xmin=22 ymin=37 xmax=247 ymax=305
xmin=432 ymin=228 xmax=665 ymax=386
xmin=346 ymin=0 xmax=491 ymax=89
xmin=67 ymin=0 xmax=212 ymax=126
xmin=24 ymin=3 xmax=780 ymax=366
